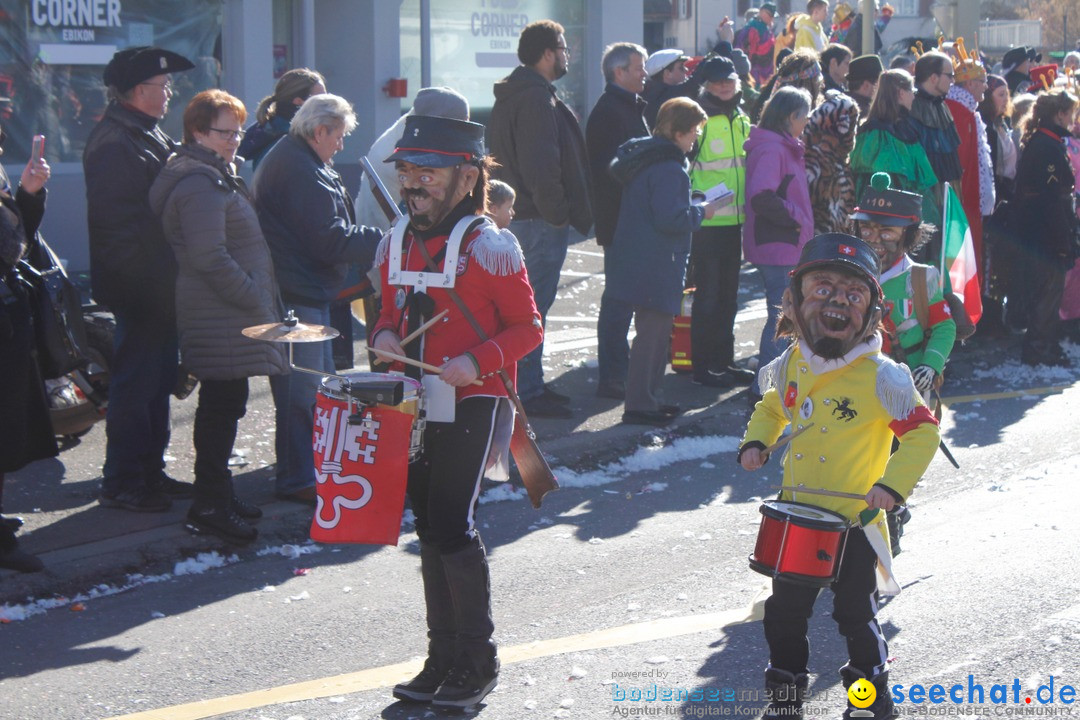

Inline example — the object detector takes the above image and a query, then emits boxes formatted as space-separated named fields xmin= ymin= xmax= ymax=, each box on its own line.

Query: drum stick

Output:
xmin=400 ymin=309 xmax=448 ymax=347
xmin=769 ymin=484 xmax=867 ymax=501
xmin=762 ymin=423 xmax=814 ymax=456
xmin=370 ymin=348 xmax=483 ymax=386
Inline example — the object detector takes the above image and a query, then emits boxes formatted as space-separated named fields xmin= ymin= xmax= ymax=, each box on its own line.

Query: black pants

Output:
xmin=193 ymin=378 xmax=249 ymax=505
xmin=407 ymin=396 xmax=498 ymax=553
xmin=1022 ymin=255 xmax=1067 ymax=354
xmin=763 ymin=528 xmax=888 ymax=678
xmin=690 ymin=225 xmax=742 ymax=375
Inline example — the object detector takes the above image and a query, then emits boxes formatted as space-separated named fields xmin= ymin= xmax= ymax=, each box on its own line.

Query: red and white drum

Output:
xmin=749 ymin=500 xmax=849 ymax=586
xmin=309 ymin=372 xmax=423 ymax=546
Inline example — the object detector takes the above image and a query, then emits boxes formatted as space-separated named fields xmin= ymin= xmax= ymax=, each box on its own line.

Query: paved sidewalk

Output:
xmin=0 ymin=355 xmax=759 ymax=607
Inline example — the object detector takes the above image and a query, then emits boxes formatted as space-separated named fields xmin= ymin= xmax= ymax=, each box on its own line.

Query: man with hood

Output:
xmin=739 ymin=233 xmax=939 ymax=720
xmin=488 ymin=19 xmax=592 ymax=419
xmin=794 ymin=0 xmax=830 ymax=54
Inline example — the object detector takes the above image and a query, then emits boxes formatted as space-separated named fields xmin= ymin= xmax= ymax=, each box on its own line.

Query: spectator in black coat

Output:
xmin=1013 ymin=90 xmax=1080 ymax=367
xmin=83 ymin=46 xmax=197 ymax=513
xmin=586 ymin=42 xmax=650 ymax=400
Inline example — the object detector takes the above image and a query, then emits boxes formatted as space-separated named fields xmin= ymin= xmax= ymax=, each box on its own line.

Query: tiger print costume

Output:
xmin=803 ymin=89 xmax=859 ymax=235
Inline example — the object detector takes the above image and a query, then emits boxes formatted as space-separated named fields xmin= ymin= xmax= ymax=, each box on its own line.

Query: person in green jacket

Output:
xmin=688 ymin=57 xmax=755 ymax=388
xmin=850 ymin=69 xmax=939 ymax=223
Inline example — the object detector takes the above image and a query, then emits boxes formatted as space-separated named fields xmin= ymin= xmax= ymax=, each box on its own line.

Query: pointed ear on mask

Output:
xmin=781 ymin=287 xmax=796 ymax=322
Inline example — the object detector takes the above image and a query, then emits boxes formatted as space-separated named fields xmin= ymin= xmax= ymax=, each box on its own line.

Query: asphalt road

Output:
xmin=3 ymin=240 xmax=1080 ymax=719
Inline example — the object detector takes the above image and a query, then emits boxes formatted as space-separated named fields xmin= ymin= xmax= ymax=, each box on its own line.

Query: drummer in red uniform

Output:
xmin=738 ymin=234 xmax=940 ymax=720
xmin=370 ymin=114 xmax=542 ymax=708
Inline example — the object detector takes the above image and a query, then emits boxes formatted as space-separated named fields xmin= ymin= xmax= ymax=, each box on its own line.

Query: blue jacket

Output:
xmin=252 ymin=134 xmax=381 ymax=305
xmin=605 ymin=136 xmax=705 ymax=315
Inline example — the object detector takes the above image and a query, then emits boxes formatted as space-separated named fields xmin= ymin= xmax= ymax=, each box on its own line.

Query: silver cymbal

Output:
xmin=241 ymin=321 xmax=341 ymax=343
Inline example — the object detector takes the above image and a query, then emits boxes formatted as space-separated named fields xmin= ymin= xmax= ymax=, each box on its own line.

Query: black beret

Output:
xmin=103 ymin=46 xmax=195 ymax=93
xmin=847 ymin=54 xmax=884 ymax=83
xmin=385 ymin=114 xmax=486 ymax=168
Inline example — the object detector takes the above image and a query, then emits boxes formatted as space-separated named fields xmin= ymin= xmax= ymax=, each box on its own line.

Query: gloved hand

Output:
xmin=911 ymin=364 xmax=937 ymax=393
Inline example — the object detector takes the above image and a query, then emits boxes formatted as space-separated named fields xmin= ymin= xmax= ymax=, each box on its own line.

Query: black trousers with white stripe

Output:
xmin=763 ymin=527 xmax=889 ymax=678
xmin=407 ymin=396 xmax=498 ymax=553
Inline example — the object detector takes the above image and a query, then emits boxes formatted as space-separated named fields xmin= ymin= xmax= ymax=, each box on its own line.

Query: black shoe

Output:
xmin=231 ymin=495 xmax=263 ymax=520
xmin=540 ymin=385 xmax=571 ymax=405
xmin=393 ymin=658 xmax=451 ymax=703
xmin=659 ymin=404 xmax=682 ymax=417
xmin=1021 ymin=348 xmax=1071 ymax=367
xmin=596 ymin=380 xmax=626 ymax=400
xmin=622 ymin=410 xmax=673 ymax=427
xmin=151 ymin=474 xmax=195 ymax=499
xmin=692 ymin=372 xmax=734 ymax=389
xmin=432 ymin=658 xmax=499 ymax=708
xmin=522 ymin=393 xmax=573 ymax=419
xmin=99 ymin=488 xmax=172 ymax=513
xmin=185 ymin=505 xmax=258 ymax=544
xmin=0 ymin=547 xmax=44 ymax=573
xmin=723 ymin=365 xmax=757 ymax=385
xmin=1 ymin=515 xmax=24 ymax=533
xmin=841 ymin=667 xmax=897 ymax=720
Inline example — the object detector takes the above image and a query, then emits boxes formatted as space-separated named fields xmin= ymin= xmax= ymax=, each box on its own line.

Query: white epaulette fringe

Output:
xmin=758 ymin=347 xmax=790 ymax=395
xmin=467 ymin=224 xmax=524 ymax=276
xmin=871 ymin=354 xmax=919 ymax=420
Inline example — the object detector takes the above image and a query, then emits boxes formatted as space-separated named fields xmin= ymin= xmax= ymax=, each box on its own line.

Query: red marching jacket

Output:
xmin=372 ymin=215 xmax=543 ymax=401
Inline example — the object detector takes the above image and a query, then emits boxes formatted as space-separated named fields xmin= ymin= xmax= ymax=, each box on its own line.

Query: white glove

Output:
xmin=911 ymin=365 xmax=937 ymax=393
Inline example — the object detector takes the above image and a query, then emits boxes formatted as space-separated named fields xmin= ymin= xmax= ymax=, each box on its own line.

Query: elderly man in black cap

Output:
xmin=371 ymin=114 xmax=542 ymax=709
xmin=1002 ymin=46 xmax=1037 ymax=96
xmin=84 ymin=46 xmax=195 ymax=512
xmin=847 ymin=53 xmax=883 ymax=117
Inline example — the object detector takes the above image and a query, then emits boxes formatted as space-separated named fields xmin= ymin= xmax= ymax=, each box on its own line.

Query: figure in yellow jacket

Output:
xmin=738 ymin=233 xmax=939 ymax=720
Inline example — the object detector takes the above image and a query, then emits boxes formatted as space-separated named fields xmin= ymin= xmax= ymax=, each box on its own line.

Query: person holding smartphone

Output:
xmin=0 ymin=125 xmax=55 ymax=572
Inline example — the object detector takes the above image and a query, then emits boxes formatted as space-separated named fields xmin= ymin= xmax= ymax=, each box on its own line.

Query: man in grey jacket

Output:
xmin=487 ymin=19 xmax=593 ymax=418
xmin=252 ymin=94 xmax=382 ymax=504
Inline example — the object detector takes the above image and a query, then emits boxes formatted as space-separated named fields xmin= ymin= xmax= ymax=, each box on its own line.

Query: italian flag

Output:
xmin=940 ymin=183 xmax=982 ymax=325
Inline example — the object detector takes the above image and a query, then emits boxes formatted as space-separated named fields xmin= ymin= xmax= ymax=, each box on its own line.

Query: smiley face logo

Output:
xmin=848 ymin=678 xmax=876 ymax=708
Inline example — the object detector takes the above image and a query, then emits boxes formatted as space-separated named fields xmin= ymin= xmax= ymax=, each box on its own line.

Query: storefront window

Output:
xmin=0 ymin=0 xmax=223 ymax=164
xmin=401 ymin=0 xmax=586 ymax=125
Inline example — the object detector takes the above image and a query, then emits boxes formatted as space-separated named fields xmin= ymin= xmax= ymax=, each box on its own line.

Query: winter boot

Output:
xmin=185 ymin=501 xmax=258 ymax=545
xmin=0 ymin=527 xmax=43 ymax=574
xmin=393 ymin=542 xmax=459 ymax=702
xmin=230 ymin=495 xmax=263 ymax=520
xmin=763 ymin=666 xmax=809 ymax=720
xmin=841 ymin=666 xmax=897 ymax=720
xmin=432 ymin=538 xmax=499 ymax=707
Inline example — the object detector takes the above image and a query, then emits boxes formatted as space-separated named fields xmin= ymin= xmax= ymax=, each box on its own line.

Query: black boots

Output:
xmin=393 ymin=543 xmax=456 ymax=702
xmin=394 ymin=539 xmax=499 ymax=707
xmin=763 ymin=667 xmax=809 ymax=720
xmin=841 ymin=666 xmax=897 ymax=720
xmin=185 ymin=501 xmax=257 ymax=544
xmin=0 ymin=526 xmax=43 ymax=574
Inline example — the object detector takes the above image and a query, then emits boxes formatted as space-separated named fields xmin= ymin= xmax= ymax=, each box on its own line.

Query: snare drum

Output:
xmin=749 ymin=500 xmax=849 ymax=586
xmin=310 ymin=372 xmax=424 ymax=545
xmin=319 ymin=372 xmax=425 ymax=460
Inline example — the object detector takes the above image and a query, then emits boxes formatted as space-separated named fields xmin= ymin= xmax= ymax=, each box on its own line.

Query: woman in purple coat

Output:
xmin=742 ymin=86 xmax=814 ymax=402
